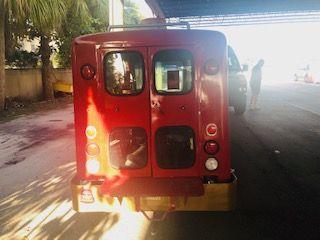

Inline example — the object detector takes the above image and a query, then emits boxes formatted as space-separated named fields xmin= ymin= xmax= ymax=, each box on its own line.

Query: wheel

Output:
xmin=233 ymin=94 xmax=247 ymax=115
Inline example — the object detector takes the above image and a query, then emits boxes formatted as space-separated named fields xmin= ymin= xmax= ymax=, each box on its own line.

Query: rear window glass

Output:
xmin=109 ymin=127 xmax=147 ymax=169
xmin=156 ymin=126 xmax=195 ymax=169
xmin=104 ymin=52 xmax=144 ymax=95
xmin=154 ymin=49 xmax=193 ymax=94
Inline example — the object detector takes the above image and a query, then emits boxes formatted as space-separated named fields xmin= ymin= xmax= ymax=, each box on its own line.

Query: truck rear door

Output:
xmin=149 ymin=47 xmax=199 ymax=177
xmin=102 ymin=47 xmax=152 ymax=177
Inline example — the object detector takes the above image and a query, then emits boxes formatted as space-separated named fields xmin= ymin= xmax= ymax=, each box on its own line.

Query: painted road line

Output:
xmin=285 ymin=102 xmax=320 ymax=117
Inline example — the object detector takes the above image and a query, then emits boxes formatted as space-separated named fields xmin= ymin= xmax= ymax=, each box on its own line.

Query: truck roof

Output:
xmin=74 ymin=29 xmax=226 ymax=48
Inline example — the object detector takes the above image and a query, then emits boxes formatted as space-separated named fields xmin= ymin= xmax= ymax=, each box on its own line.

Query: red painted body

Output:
xmin=72 ymin=29 xmax=231 ymax=195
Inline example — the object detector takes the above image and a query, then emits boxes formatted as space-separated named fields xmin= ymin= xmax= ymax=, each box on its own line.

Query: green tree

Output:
xmin=56 ymin=0 xmax=141 ymax=68
xmin=0 ymin=0 xmax=142 ymax=108
xmin=56 ymin=0 xmax=108 ymax=68
xmin=2 ymin=0 xmax=93 ymax=101
xmin=124 ymin=0 xmax=142 ymax=25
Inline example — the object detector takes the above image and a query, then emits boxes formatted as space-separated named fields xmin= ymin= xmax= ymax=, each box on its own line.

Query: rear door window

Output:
xmin=109 ymin=127 xmax=147 ymax=169
xmin=154 ymin=49 xmax=194 ymax=94
xmin=156 ymin=126 xmax=195 ymax=169
xmin=104 ymin=52 xmax=144 ymax=95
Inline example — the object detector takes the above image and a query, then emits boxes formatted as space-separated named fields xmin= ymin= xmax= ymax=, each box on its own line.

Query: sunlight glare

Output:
xmin=212 ymin=22 xmax=320 ymax=83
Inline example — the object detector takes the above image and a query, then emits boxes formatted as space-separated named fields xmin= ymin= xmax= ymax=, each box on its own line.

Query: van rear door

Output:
xmin=102 ymin=47 xmax=152 ymax=177
xmin=149 ymin=47 xmax=199 ymax=177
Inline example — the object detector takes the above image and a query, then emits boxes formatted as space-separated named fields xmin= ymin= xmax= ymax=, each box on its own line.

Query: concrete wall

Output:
xmin=5 ymin=68 xmax=72 ymax=100
xmin=53 ymin=69 xmax=72 ymax=84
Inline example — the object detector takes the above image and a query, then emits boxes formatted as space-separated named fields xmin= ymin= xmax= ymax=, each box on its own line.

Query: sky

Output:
xmin=132 ymin=0 xmax=154 ymax=18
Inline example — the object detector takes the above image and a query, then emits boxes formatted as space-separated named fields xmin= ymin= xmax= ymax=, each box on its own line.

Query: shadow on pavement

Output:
xmin=0 ymin=162 xmax=119 ymax=240
xmin=143 ymin=107 xmax=320 ymax=240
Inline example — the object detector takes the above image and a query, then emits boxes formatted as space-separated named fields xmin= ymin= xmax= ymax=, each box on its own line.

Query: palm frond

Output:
xmin=26 ymin=0 xmax=67 ymax=33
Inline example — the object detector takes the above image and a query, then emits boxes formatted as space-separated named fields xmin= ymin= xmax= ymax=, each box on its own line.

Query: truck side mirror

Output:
xmin=242 ymin=64 xmax=248 ymax=72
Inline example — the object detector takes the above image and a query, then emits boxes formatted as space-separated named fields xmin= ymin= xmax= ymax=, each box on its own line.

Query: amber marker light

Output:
xmin=86 ymin=143 xmax=100 ymax=157
xmin=85 ymin=125 xmax=97 ymax=139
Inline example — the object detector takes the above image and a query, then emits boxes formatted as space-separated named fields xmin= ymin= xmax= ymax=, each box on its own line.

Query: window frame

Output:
xmin=153 ymin=49 xmax=195 ymax=96
xmin=228 ymin=46 xmax=241 ymax=73
xmin=103 ymin=50 xmax=146 ymax=97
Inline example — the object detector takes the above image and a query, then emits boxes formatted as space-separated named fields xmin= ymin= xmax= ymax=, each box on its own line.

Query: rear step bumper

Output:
xmin=71 ymin=173 xmax=237 ymax=212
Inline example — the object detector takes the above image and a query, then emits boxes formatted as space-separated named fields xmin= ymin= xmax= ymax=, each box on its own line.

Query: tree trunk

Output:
xmin=40 ymin=35 xmax=54 ymax=100
xmin=0 ymin=1 xmax=5 ymax=110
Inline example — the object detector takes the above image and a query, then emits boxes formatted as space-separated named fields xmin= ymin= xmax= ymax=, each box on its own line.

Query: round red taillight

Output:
xmin=81 ymin=64 xmax=95 ymax=80
xmin=204 ymin=141 xmax=219 ymax=155
xmin=206 ymin=124 xmax=218 ymax=136
xmin=204 ymin=59 xmax=219 ymax=75
xmin=86 ymin=143 xmax=100 ymax=157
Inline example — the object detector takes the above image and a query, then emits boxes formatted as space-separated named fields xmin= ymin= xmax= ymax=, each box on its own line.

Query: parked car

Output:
xmin=228 ymin=46 xmax=248 ymax=115
xmin=294 ymin=61 xmax=320 ymax=83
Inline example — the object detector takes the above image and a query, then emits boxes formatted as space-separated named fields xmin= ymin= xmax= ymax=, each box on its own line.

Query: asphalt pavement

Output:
xmin=0 ymin=81 xmax=319 ymax=240
xmin=151 ymin=81 xmax=320 ymax=240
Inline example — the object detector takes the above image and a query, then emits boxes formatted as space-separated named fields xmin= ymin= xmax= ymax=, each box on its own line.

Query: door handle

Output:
xmin=151 ymin=100 xmax=160 ymax=108
xmin=151 ymin=101 xmax=164 ymax=114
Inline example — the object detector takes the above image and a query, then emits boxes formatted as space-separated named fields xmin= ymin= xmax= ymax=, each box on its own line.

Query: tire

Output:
xmin=234 ymin=94 xmax=247 ymax=115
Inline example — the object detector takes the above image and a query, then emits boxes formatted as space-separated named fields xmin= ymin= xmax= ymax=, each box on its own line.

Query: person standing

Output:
xmin=250 ymin=59 xmax=265 ymax=110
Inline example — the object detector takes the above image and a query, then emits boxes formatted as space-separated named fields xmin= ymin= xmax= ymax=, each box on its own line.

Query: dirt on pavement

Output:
xmin=0 ymin=96 xmax=73 ymax=123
